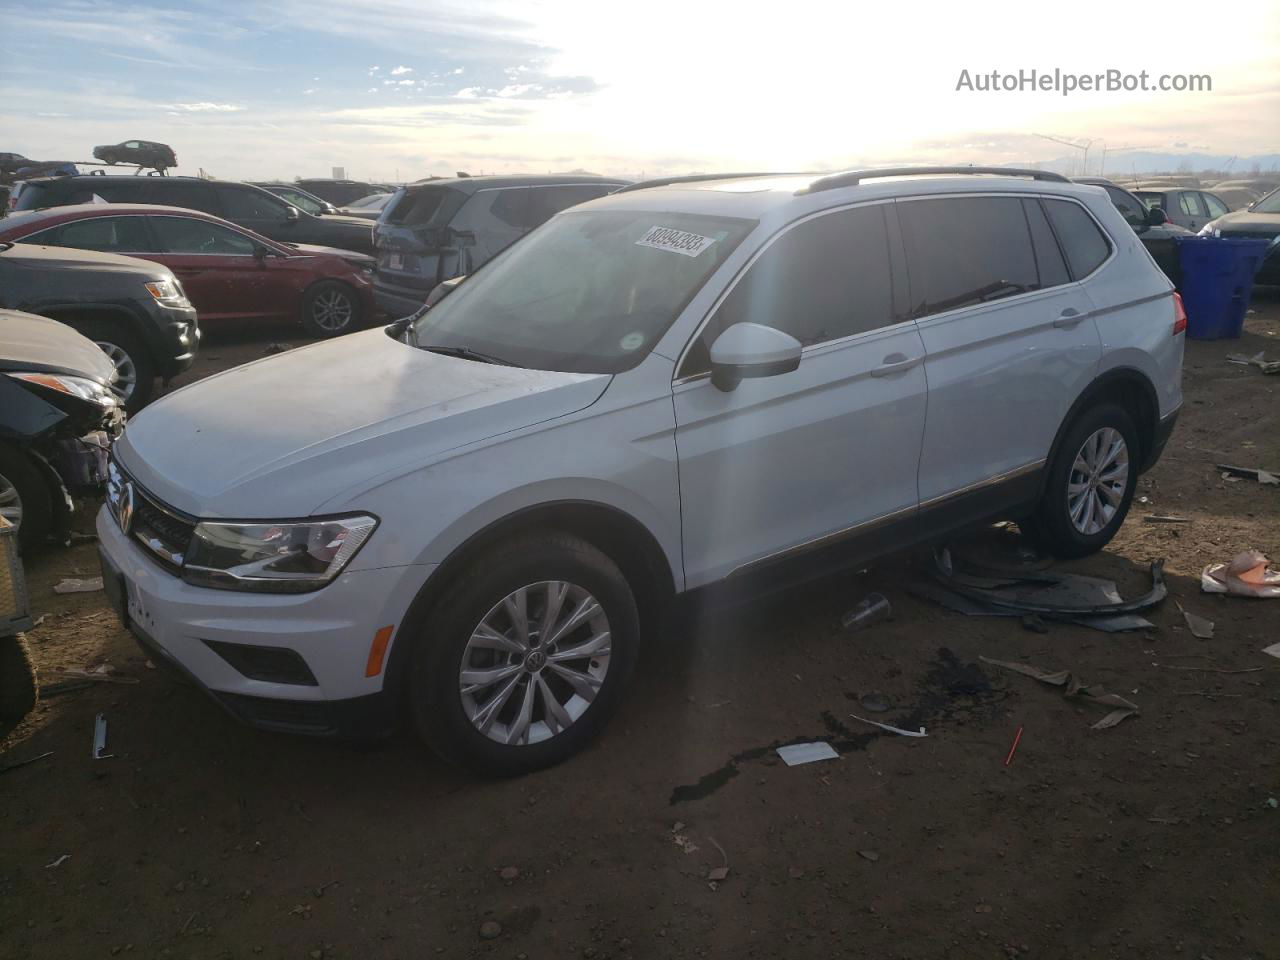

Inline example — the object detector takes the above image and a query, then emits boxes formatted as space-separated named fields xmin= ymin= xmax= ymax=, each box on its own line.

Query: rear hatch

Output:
xmin=373 ymin=183 xmax=466 ymax=298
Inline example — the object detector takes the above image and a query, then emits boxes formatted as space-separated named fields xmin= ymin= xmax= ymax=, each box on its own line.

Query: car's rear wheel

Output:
xmin=1023 ymin=403 xmax=1139 ymax=558
xmin=0 ymin=441 xmax=52 ymax=551
xmin=410 ymin=533 xmax=640 ymax=776
xmin=301 ymin=281 xmax=361 ymax=338
xmin=0 ymin=635 xmax=38 ymax=738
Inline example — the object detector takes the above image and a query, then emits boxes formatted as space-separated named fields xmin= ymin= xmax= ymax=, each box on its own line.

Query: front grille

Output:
xmin=108 ymin=458 xmax=196 ymax=574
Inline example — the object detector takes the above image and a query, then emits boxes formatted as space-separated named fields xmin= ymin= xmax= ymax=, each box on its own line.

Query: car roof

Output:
xmin=407 ymin=174 xmax=630 ymax=193
xmin=21 ymin=174 xmax=210 ymax=187
xmin=0 ymin=203 xmax=285 ymax=248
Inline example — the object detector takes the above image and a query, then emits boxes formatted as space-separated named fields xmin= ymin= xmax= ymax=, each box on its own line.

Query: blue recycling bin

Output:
xmin=1174 ymin=236 xmax=1272 ymax=340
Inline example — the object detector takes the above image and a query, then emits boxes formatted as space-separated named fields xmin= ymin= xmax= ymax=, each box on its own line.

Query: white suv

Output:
xmin=97 ymin=167 xmax=1184 ymax=775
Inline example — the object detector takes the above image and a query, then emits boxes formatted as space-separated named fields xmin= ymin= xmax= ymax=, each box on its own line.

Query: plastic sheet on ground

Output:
xmin=980 ymin=656 xmax=1140 ymax=730
xmin=1201 ymin=551 xmax=1280 ymax=598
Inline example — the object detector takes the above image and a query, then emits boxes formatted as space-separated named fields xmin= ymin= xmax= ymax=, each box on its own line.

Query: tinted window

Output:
xmin=901 ymin=196 xmax=1040 ymax=316
xmin=1022 ymin=199 xmax=1070 ymax=289
xmin=151 ymin=216 xmax=257 ymax=255
xmin=15 ymin=182 xmax=95 ymax=209
xmin=27 ymin=216 xmax=151 ymax=252
xmin=218 ymin=185 xmax=289 ymax=220
xmin=385 ymin=186 xmax=449 ymax=226
xmin=684 ymin=205 xmax=896 ymax=375
xmin=1203 ymin=193 xmax=1229 ymax=218
xmin=1042 ymin=199 xmax=1111 ymax=279
xmin=489 ymin=188 xmax=529 ymax=229
xmin=526 ymin=185 xmax=615 ymax=228
xmin=151 ymin=182 xmax=217 ymax=212
xmin=1102 ymin=186 xmax=1147 ymax=227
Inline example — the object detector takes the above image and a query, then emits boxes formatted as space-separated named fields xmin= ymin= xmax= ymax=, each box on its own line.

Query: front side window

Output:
xmin=682 ymin=204 xmax=896 ymax=376
xmin=278 ymin=189 xmax=323 ymax=215
xmin=900 ymin=196 xmax=1041 ymax=317
xmin=28 ymin=216 xmax=151 ymax=252
xmin=150 ymin=216 xmax=257 ymax=255
xmin=413 ymin=210 xmax=756 ymax=374
xmin=1043 ymin=199 xmax=1112 ymax=279
xmin=218 ymin=186 xmax=289 ymax=220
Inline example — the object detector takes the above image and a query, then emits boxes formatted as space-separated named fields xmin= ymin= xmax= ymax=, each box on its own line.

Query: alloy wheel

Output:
xmin=312 ymin=290 xmax=353 ymax=332
xmin=95 ymin=341 xmax=137 ymax=402
xmin=0 ymin=471 xmax=22 ymax=530
xmin=1067 ymin=427 xmax=1129 ymax=535
xmin=459 ymin=580 xmax=612 ymax=747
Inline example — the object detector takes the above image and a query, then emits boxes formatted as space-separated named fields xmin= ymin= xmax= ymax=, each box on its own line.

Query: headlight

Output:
xmin=8 ymin=372 xmax=116 ymax=407
xmin=182 ymin=514 xmax=378 ymax=593
xmin=144 ymin=279 xmax=191 ymax=308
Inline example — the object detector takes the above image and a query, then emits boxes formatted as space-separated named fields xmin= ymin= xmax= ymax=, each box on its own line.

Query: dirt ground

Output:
xmin=3 ymin=296 xmax=1279 ymax=960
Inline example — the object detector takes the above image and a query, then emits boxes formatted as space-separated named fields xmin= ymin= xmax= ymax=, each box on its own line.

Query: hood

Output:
xmin=0 ymin=242 xmax=172 ymax=279
xmin=0 ymin=309 xmax=117 ymax=383
xmin=116 ymin=328 xmax=610 ymax=518
xmin=1211 ymin=211 xmax=1280 ymax=236
xmin=319 ymin=214 xmax=380 ymax=230
xmin=291 ymin=243 xmax=375 ymax=266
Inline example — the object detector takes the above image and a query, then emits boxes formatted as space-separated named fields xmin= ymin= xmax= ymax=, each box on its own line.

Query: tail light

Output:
xmin=1172 ymin=292 xmax=1187 ymax=336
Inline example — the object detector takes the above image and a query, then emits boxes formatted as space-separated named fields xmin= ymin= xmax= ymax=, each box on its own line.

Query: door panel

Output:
xmin=149 ymin=216 xmax=278 ymax=321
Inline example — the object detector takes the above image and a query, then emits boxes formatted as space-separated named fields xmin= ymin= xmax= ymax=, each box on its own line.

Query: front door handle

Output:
xmin=1052 ymin=308 xmax=1087 ymax=329
xmin=870 ymin=353 xmax=922 ymax=377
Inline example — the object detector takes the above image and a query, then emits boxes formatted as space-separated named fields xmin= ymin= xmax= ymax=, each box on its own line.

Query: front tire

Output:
xmin=64 ymin=319 xmax=156 ymax=412
xmin=0 ymin=441 xmax=53 ymax=551
xmin=1023 ymin=403 xmax=1139 ymax=558
xmin=301 ymin=281 xmax=362 ymax=338
xmin=0 ymin=635 xmax=38 ymax=737
xmin=410 ymin=533 xmax=640 ymax=776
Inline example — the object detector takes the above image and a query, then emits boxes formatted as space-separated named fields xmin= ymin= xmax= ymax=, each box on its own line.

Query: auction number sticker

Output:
xmin=635 ymin=225 xmax=716 ymax=258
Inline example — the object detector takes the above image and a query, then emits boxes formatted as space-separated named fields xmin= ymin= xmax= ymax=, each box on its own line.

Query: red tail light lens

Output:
xmin=1172 ymin=292 xmax=1187 ymax=336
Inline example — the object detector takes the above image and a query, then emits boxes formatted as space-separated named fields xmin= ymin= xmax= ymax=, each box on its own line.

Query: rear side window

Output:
xmin=26 ymin=216 xmax=151 ymax=252
xmin=900 ymin=196 xmax=1040 ymax=317
xmin=1022 ymin=199 xmax=1070 ymax=288
xmin=15 ymin=182 xmax=95 ymax=209
xmin=489 ymin=188 xmax=530 ymax=229
xmin=1042 ymin=199 xmax=1111 ymax=279
xmin=1203 ymin=193 xmax=1229 ymax=218
xmin=685 ymin=204 xmax=896 ymax=373
xmin=1135 ymin=192 xmax=1166 ymax=211
xmin=525 ymin=185 xmax=616 ymax=229
xmin=1102 ymin=186 xmax=1147 ymax=227
xmin=385 ymin=186 xmax=448 ymax=226
xmin=151 ymin=216 xmax=257 ymax=255
xmin=1178 ymin=192 xmax=1206 ymax=217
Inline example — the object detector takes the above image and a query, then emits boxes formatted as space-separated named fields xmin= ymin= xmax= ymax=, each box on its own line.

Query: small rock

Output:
xmin=859 ymin=692 xmax=892 ymax=713
xmin=857 ymin=850 xmax=880 ymax=862
xmin=173 ymin=881 xmax=185 ymax=893
xmin=499 ymin=866 xmax=519 ymax=881
xmin=309 ymin=952 xmax=323 ymax=960
xmin=479 ymin=920 xmax=502 ymax=940
xmin=788 ymin=867 xmax=805 ymax=879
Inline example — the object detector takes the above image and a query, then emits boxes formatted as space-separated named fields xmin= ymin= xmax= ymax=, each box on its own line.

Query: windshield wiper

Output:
xmin=423 ymin=344 xmax=522 ymax=367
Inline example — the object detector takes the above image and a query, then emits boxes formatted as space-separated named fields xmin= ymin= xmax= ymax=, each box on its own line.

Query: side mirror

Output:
xmin=423 ymin=274 xmax=466 ymax=309
xmin=709 ymin=322 xmax=802 ymax=392
xmin=1146 ymin=207 xmax=1169 ymax=227
xmin=285 ymin=205 xmax=300 ymax=222
xmin=322 ymin=202 xmax=338 ymax=215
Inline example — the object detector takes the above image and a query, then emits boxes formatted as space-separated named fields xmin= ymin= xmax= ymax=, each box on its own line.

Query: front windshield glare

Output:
xmin=412 ymin=209 xmax=756 ymax=373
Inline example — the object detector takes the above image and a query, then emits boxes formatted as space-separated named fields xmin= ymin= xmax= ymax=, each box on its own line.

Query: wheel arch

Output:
xmin=381 ymin=499 xmax=677 ymax=709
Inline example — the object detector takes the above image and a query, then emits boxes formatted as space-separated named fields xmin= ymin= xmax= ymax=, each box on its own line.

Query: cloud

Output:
xmin=397 ymin=79 xmax=415 ymax=86
xmin=166 ymin=102 xmax=245 ymax=113
xmin=302 ymin=88 xmax=317 ymax=95
xmin=390 ymin=65 xmax=413 ymax=76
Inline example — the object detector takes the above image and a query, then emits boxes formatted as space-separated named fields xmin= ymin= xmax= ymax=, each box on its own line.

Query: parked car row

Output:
xmin=91 ymin=167 xmax=1184 ymax=776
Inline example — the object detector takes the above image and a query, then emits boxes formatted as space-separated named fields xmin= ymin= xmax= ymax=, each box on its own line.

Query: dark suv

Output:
xmin=0 ymin=241 xmax=199 ymax=411
xmin=373 ymin=174 xmax=628 ymax=316
xmin=13 ymin=176 xmax=375 ymax=253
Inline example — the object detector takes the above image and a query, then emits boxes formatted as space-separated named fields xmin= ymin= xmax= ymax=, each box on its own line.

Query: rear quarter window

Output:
xmin=1042 ymin=199 xmax=1111 ymax=279
xmin=385 ymin=187 xmax=449 ymax=226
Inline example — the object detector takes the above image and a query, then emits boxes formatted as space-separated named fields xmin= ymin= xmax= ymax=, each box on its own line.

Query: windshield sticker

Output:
xmin=635 ymin=226 xmax=716 ymax=258
xmin=619 ymin=331 xmax=645 ymax=352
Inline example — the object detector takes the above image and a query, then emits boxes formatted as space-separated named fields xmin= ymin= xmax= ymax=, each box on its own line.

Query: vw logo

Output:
xmin=118 ymin=481 xmax=135 ymax=535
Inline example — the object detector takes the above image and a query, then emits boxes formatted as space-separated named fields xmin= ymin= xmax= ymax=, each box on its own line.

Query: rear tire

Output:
xmin=0 ymin=635 xmax=38 ymax=737
xmin=0 ymin=441 xmax=52 ymax=552
xmin=409 ymin=533 xmax=640 ymax=776
xmin=1023 ymin=403 xmax=1139 ymax=558
xmin=64 ymin=318 xmax=156 ymax=412
xmin=301 ymin=281 xmax=362 ymax=338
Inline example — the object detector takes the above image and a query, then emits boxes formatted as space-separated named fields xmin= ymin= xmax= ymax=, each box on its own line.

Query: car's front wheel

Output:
xmin=64 ymin=318 xmax=155 ymax=412
xmin=1023 ymin=403 xmax=1139 ymax=558
xmin=0 ymin=441 xmax=52 ymax=551
xmin=410 ymin=534 xmax=640 ymax=776
xmin=301 ymin=281 xmax=362 ymax=338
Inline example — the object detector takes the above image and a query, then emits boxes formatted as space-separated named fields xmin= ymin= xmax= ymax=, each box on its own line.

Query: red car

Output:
xmin=0 ymin=204 xmax=377 ymax=338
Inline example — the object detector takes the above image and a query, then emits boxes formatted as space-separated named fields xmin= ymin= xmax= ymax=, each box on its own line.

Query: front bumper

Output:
xmin=96 ymin=505 xmax=434 ymax=739
xmin=145 ymin=304 xmax=200 ymax=379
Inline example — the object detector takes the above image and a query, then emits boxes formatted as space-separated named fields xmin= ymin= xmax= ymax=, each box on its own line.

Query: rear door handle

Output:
xmin=1052 ymin=308 xmax=1087 ymax=329
xmin=870 ymin=353 xmax=922 ymax=377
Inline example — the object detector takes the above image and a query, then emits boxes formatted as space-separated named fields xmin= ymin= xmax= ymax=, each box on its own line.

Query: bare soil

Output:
xmin=3 ymin=297 xmax=1279 ymax=960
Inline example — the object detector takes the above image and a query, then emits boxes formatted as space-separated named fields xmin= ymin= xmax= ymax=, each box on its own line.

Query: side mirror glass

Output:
xmin=322 ymin=202 xmax=338 ymax=215
xmin=709 ymin=322 xmax=802 ymax=392
xmin=285 ymin=205 xmax=300 ymax=222
xmin=1146 ymin=206 xmax=1168 ymax=227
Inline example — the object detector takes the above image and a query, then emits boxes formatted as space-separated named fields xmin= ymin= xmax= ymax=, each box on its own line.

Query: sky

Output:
xmin=3 ymin=0 xmax=1278 ymax=183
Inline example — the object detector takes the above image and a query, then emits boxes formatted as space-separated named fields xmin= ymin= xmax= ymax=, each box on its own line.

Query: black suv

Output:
xmin=13 ymin=176 xmax=375 ymax=253
xmin=373 ymin=174 xmax=628 ymax=316
xmin=0 ymin=241 xmax=199 ymax=411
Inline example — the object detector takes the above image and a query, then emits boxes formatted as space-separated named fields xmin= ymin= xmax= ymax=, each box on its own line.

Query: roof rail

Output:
xmin=797 ymin=166 xmax=1070 ymax=195
xmin=613 ymin=172 xmax=808 ymax=194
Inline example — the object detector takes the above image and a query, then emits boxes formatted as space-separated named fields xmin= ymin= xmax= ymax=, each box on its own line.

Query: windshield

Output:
xmin=1254 ymin=188 xmax=1280 ymax=214
xmin=411 ymin=209 xmax=756 ymax=373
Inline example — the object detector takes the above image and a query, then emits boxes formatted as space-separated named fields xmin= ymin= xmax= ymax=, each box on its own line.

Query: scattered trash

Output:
xmin=776 ymin=742 xmax=840 ymax=766
xmin=46 ymin=664 xmax=138 ymax=685
xmin=53 ymin=577 xmax=103 ymax=594
xmin=1201 ymin=551 xmax=1280 ymax=598
xmin=859 ymin=692 xmax=892 ymax=713
xmin=0 ymin=751 xmax=53 ymax=775
xmin=92 ymin=713 xmax=112 ymax=760
xmin=1262 ymin=642 xmax=1280 ymax=660
xmin=707 ymin=866 xmax=729 ymax=882
xmin=670 ymin=822 xmax=699 ymax=854
xmin=841 ymin=592 xmax=891 ymax=631
xmin=857 ymin=849 xmax=880 ymax=862
xmin=1216 ymin=463 xmax=1280 ymax=485
xmin=1176 ymin=602 xmax=1215 ymax=640
xmin=1004 ymin=726 xmax=1024 ymax=767
xmin=706 ymin=836 xmax=730 ymax=887
xmin=44 ymin=854 xmax=70 ymax=868
xmin=498 ymin=866 xmax=519 ymax=881
xmin=38 ymin=680 xmax=95 ymax=697
xmin=848 ymin=714 xmax=927 ymax=738
xmin=1222 ymin=472 xmax=1243 ymax=483
xmin=1266 ymin=798 xmax=1278 ymax=810
xmin=30 ymin=613 xmax=47 ymax=628
xmin=1143 ymin=515 xmax=1191 ymax=524
xmin=1225 ymin=351 xmax=1280 ymax=374
xmin=1163 ymin=665 xmax=1263 ymax=675
xmin=478 ymin=920 xmax=502 ymax=940
xmin=980 ymin=657 xmax=1140 ymax=730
